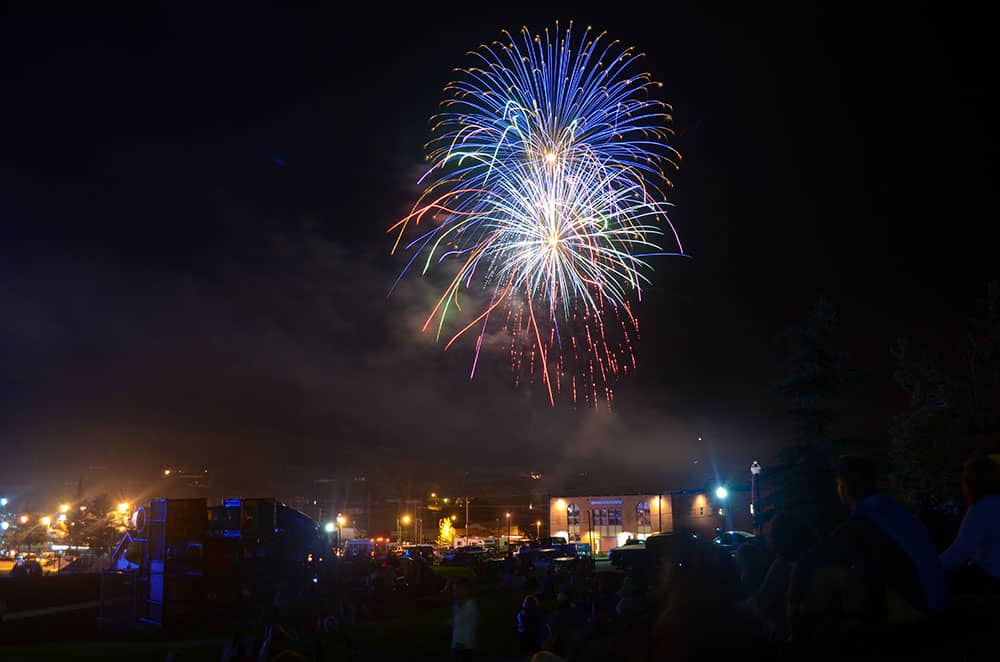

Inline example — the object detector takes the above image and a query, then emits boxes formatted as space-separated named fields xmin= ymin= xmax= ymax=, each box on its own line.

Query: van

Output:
xmin=343 ymin=538 xmax=373 ymax=559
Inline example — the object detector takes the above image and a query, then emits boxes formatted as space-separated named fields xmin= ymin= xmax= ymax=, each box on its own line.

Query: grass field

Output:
xmin=351 ymin=565 xmax=530 ymax=659
xmin=0 ymin=566 xmax=543 ymax=661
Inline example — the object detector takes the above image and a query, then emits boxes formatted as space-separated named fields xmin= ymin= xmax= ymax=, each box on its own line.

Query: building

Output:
xmin=548 ymin=487 xmax=755 ymax=553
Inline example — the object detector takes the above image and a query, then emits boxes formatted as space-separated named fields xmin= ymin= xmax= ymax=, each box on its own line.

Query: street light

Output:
xmin=505 ymin=512 xmax=511 ymax=547
xmin=41 ymin=516 xmax=52 ymax=527
xmin=0 ymin=497 xmax=7 ymax=507
xmin=750 ymin=460 xmax=763 ymax=535
xmin=118 ymin=503 xmax=130 ymax=514
xmin=324 ymin=521 xmax=336 ymax=534
xmin=20 ymin=515 xmax=29 ymax=524
xmin=400 ymin=514 xmax=411 ymax=542
xmin=1 ymin=521 xmax=9 ymax=530
xmin=715 ymin=486 xmax=729 ymax=500
xmin=59 ymin=503 xmax=70 ymax=514
xmin=535 ymin=520 xmax=541 ymax=539
xmin=336 ymin=514 xmax=346 ymax=549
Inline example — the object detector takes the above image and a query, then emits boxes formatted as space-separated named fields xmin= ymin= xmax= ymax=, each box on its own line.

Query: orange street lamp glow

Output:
xmin=118 ymin=503 xmax=129 ymax=513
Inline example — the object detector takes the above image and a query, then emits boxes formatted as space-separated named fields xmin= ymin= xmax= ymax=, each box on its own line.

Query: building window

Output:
xmin=567 ymin=503 xmax=581 ymax=541
xmin=593 ymin=508 xmax=623 ymax=538
xmin=636 ymin=501 xmax=652 ymax=535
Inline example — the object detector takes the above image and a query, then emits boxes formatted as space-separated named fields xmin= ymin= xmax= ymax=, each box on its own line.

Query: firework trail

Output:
xmin=389 ymin=22 xmax=686 ymax=409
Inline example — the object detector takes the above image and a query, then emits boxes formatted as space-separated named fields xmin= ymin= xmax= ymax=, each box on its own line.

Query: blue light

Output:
xmin=715 ymin=486 xmax=729 ymax=500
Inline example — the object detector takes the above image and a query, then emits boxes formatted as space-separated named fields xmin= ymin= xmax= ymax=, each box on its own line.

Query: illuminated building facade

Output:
xmin=549 ymin=488 xmax=753 ymax=553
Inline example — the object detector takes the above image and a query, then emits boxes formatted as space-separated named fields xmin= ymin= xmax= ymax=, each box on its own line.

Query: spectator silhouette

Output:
xmin=450 ymin=578 xmax=478 ymax=660
xmin=941 ymin=454 xmax=1000 ymax=593
xmin=735 ymin=541 xmax=769 ymax=598
xmin=835 ymin=455 xmax=950 ymax=613
xmin=749 ymin=511 xmax=814 ymax=642
xmin=651 ymin=536 xmax=765 ymax=659
xmin=517 ymin=594 xmax=548 ymax=655
xmin=791 ymin=456 xmax=950 ymax=648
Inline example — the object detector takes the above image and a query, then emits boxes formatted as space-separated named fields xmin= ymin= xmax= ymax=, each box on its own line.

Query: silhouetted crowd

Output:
xmin=218 ymin=453 xmax=1000 ymax=661
xmin=478 ymin=453 xmax=1000 ymax=662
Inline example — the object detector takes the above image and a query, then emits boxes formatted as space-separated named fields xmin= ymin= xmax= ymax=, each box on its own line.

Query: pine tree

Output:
xmin=766 ymin=300 xmax=861 ymax=533
xmin=891 ymin=281 xmax=1000 ymax=511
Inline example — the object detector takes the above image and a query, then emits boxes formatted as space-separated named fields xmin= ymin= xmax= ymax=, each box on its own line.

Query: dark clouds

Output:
xmin=1 ymin=221 xmax=734 ymax=498
xmin=1 ymin=3 xmax=993 ymax=504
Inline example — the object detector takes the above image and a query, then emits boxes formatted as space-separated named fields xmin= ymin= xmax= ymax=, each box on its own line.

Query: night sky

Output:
xmin=1 ymin=4 xmax=992 ymax=503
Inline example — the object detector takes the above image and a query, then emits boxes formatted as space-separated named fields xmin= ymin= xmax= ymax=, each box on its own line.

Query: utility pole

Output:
xmin=750 ymin=461 xmax=762 ymax=536
xmin=464 ymin=497 xmax=470 ymax=539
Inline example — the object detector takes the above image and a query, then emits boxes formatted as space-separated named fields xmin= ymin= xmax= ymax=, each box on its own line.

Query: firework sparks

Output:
xmin=390 ymin=22 xmax=687 ymax=409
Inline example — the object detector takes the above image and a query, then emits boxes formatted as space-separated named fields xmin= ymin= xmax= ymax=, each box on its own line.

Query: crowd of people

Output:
xmin=447 ymin=453 xmax=1000 ymax=661
xmin=212 ymin=451 xmax=999 ymax=660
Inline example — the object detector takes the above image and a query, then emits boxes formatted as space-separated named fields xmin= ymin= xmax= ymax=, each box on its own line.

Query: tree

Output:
xmin=66 ymin=493 xmax=118 ymax=556
xmin=10 ymin=524 xmax=48 ymax=552
xmin=438 ymin=517 xmax=455 ymax=546
xmin=766 ymin=300 xmax=864 ymax=533
xmin=891 ymin=282 xmax=1000 ymax=511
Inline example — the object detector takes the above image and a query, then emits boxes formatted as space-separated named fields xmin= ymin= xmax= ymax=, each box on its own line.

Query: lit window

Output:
xmin=593 ymin=508 xmax=623 ymax=538
xmin=636 ymin=501 xmax=652 ymax=535
xmin=567 ymin=503 xmax=581 ymax=541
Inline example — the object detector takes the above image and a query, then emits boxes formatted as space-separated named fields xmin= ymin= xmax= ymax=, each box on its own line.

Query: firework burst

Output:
xmin=389 ymin=22 xmax=686 ymax=409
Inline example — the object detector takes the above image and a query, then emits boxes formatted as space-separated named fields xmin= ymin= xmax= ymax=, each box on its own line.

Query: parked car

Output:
xmin=343 ymin=538 xmax=374 ymax=560
xmin=527 ymin=547 xmax=563 ymax=570
xmin=712 ymin=530 xmax=756 ymax=554
xmin=400 ymin=544 xmax=435 ymax=563
xmin=608 ymin=539 xmax=646 ymax=570
xmin=440 ymin=546 xmax=489 ymax=566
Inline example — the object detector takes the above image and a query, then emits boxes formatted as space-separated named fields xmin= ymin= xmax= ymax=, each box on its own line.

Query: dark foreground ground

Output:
xmin=2 ymin=566 xmax=999 ymax=661
xmin=0 ymin=567 xmax=525 ymax=661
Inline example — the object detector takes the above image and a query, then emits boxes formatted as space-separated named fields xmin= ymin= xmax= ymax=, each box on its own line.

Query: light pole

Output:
xmin=750 ymin=461 xmax=762 ymax=535
xmin=464 ymin=498 xmax=471 ymax=540
xmin=505 ymin=512 xmax=511 ymax=547
xmin=336 ymin=514 xmax=346 ymax=549
xmin=535 ymin=520 xmax=541 ymax=539
xmin=401 ymin=514 xmax=411 ymax=543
